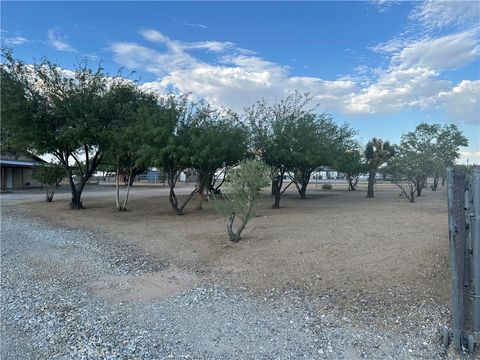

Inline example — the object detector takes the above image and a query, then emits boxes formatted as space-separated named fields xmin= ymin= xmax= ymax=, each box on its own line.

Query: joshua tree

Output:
xmin=364 ymin=138 xmax=395 ymax=198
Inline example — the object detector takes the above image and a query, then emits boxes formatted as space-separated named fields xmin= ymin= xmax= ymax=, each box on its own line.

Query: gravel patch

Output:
xmin=1 ymin=214 xmax=476 ymax=359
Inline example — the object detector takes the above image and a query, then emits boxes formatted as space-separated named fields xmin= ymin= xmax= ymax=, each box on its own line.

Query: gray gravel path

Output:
xmin=0 ymin=214 xmax=473 ymax=359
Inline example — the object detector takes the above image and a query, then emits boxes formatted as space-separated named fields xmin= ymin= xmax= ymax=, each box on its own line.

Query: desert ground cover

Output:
xmin=1 ymin=182 xmax=475 ymax=358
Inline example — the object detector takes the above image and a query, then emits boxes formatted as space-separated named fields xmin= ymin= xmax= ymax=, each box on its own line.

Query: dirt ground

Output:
xmin=2 ymin=182 xmax=451 ymax=330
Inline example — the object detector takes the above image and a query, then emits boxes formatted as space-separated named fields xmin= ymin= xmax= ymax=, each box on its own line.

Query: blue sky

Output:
xmin=2 ymin=1 xmax=479 ymax=163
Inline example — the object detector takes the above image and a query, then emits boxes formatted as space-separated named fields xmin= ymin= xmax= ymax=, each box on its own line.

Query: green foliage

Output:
xmin=183 ymin=104 xmax=249 ymax=207
xmin=424 ymin=123 xmax=467 ymax=189
xmin=247 ymin=92 xmax=314 ymax=173
xmin=385 ymin=122 xmax=468 ymax=200
xmin=1 ymin=49 xmax=116 ymax=209
xmin=394 ymin=123 xmax=468 ymax=194
xmin=290 ymin=113 xmax=356 ymax=197
xmin=364 ymin=137 xmax=396 ymax=198
xmin=386 ymin=148 xmax=424 ymax=202
xmin=212 ymin=159 xmax=270 ymax=242
xmin=334 ymin=144 xmax=367 ymax=191
xmin=364 ymin=138 xmax=396 ymax=170
xmin=247 ymin=92 xmax=356 ymax=202
xmin=321 ymin=183 xmax=332 ymax=190
xmin=32 ymin=163 xmax=65 ymax=202
xmin=0 ymin=59 xmax=31 ymax=153
xmin=32 ymin=163 xmax=65 ymax=185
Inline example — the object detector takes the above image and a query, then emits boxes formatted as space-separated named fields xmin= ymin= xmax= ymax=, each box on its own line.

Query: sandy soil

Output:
xmin=2 ymin=183 xmax=450 ymax=330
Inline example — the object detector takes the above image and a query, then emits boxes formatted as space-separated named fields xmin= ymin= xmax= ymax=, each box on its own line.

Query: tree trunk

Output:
xmin=167 ymin=171 xmax=180 ymax=214
xmin=115 ymin=157 xmax=120 ymax=211
xmin=226 ymin=199 xmax=253 ymax=242
xmin=271 ymin=174 xmax=283 ymax=209
xmin=410 ymin=189 xmax=415 ymax=203
xmin=196 ymin=173 xmax=205 ymax=210
xmin=120 ymin=165 xmax=133 ymax=211
xmin=441 ymin=177 xmax=446 ymax=187
xmin=70 ymin=191 xmax=83 ymax=210
xmin=166 ymin=169 xmax=198 ymax=215
xmin=68 ymin=172 xmax=84 ymax=210
xmin=432 ymin=174 xmax=439 ymax=191
xmin=45 ymin=186 xmax=55 ymax=202
xmin=299 ymin=183 xmax=307 ymax=199
xmin=227 ymin=213 xmax=240 ymax=242
xmin=348 ymin=176 xmax=359 ymax=191
xmin=416 ymin=178 xmax=425 ymax=197
xmin=196 ymin=189 xmax=204 ymax=210
xmin=366 ymin=170 xmax=375 ymax=198
xmin=272 ymin=191 xmax=281 ymax=208
xmin=297 ymin=171 xmax=311 ymax=199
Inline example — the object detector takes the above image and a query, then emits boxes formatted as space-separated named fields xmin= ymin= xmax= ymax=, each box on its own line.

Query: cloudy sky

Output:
xmin=2 ymin=1 xmax=479 ymax=163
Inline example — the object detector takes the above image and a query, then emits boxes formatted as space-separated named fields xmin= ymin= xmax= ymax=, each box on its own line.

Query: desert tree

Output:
xmin=364 ymin=138 xmax=395 ymax=198
xmin=32 ymin=163 xmax=66 ymax=202
xmin=335 ymin=145 xmax=368 ymax=191
xmin=247 ymin=92 xmax=314 ymax=208
xmin=211 ymin=159 xmax=270 ymax=242
xmin=185 ymin=106 xmax=249 ymax=210
xmin=286 ymin=113 xmax=356 ymax=199
xmin=103 ymin=81 xmax=165 ymax=211
xmin=431 ymin=124 xmax=467 ymax=190
xmin=140 ymin=95 xmax=205 ymax=215
xmin=395 ymin=123 xmax=467 ymax=194
xmin=386 ymin=147 xmax=427 ymax=203
xmin=1 ymin=50 xmax=115 ymax=209
xmin=0 ymin=58 xmax=31 ymax=153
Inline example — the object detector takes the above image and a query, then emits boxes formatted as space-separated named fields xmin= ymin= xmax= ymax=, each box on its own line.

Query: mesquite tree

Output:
xmin=399 ymin=124 xmax=438 ymax=196
xmin=1 ymin=50 xmax=114 ymax=209
xmin=289 ymin=115 xmax=356 ymax=198
xmin=135 ymin=94 xmax=189 ymax=215
xmin=364 ymin=138 xmax=395 ymax=198
xmin=32 ymin=163 xmax=65 ymax=202
xmin=247 ymin=92 xmax=313 ymax=208
xmin=386 ymin=148 xmax=427 ymax=203
xmin=212 ymin=159 xmax=270 ymax=242
xmin=432 ymin=125 xmax=467 ymax=190
xmin=104 ymin=82 xmax=163 ymax=211
xmin=185 ymin=106 xmax=249 ymax=210
xmin=335 ymin=148 xmax=367 ymax=191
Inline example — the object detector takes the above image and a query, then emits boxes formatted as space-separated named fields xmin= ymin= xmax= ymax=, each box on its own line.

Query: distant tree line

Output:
xmin=1 ymin=49 xmax=469 ymax=238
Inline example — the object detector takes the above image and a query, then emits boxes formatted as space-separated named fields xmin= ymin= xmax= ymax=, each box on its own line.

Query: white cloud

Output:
xmin=459 ymin=151 xmax=480 ymax=165
xmin=109 ymin=29 xmax=479 ymax=124
xmin=3 ymin=35 xmax=28 ymax=45
xmin=1 ymin=30 xmax=28 ymax=45
xmin=345 ymin=67 xmax=451 ymax=114
xmin=411 ymin=1 xmax=480 ymax=31
xmin=47 ymin=29 xmax=77 ymax=52
xmin=438 ymin=80 xmax=480 ymax=125
xmin=371 ymin=0 xmax=401 ymax=13
xmin=139 ymin=29 xmax=242 ymax=54
xmin=393 ymin=31 xmax=479 ymax=70
xmin=183 ymin=22 xmax=207 ymax=29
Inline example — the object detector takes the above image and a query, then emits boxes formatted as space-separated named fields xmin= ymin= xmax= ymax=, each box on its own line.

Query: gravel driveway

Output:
xmin=0 ymin=214 xmax=472 ymax=359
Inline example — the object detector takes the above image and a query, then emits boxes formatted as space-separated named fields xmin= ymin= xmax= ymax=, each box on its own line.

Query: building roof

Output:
xmin=0 ymin=151 xmax=47 ymax=167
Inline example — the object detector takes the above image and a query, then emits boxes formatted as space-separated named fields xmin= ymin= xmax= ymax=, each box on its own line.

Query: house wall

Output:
xmin=0 ymin=166 xmax=42 ymax=190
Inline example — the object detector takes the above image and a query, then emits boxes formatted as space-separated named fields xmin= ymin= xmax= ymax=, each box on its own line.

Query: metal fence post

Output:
xmin=447 ymin=167 xmax=462 ymax=348
xmin=472 ymin=167 xmax=480 ymax=332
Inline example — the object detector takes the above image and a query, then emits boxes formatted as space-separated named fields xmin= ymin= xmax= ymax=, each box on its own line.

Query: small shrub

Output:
xmin=322 ymin=183 xmax=332 ymax=190
xmin=211 ymin=159 xmax=270 ymax=242
xmin=32 ymin=163 xmax=65 ymax=202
